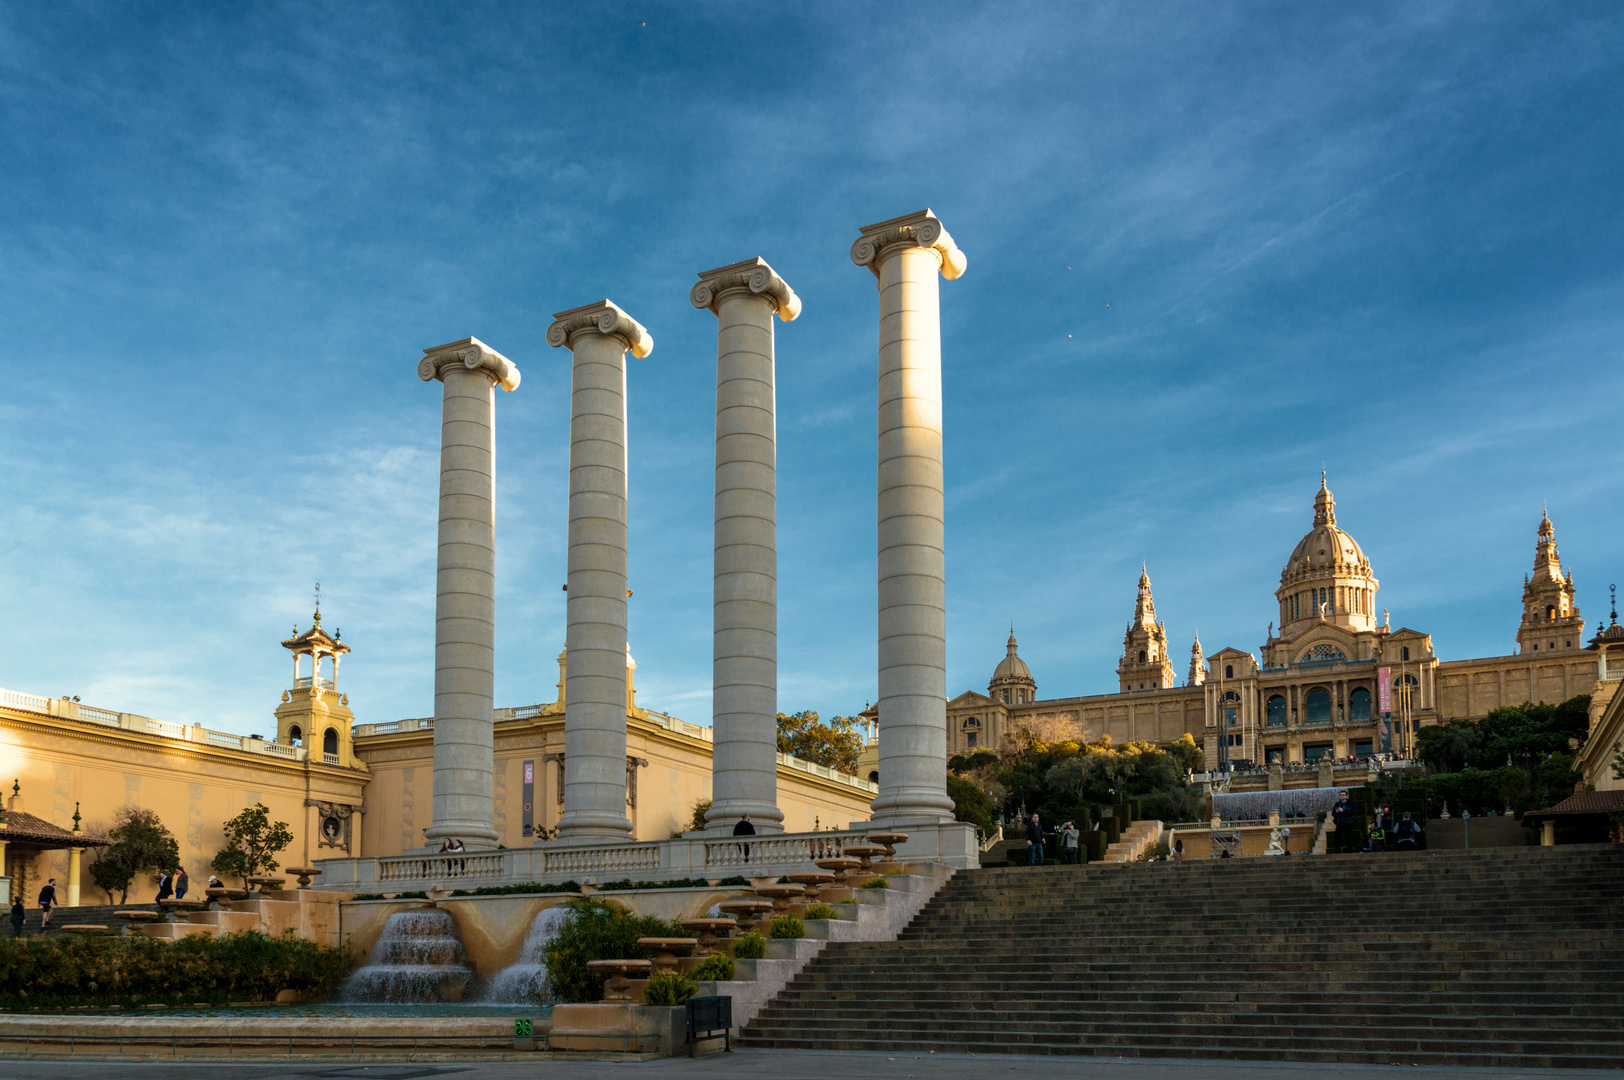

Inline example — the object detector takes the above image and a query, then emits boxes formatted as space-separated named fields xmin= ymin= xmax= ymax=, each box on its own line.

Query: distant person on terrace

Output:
xmin=1026 ymin=812 xmax=1044 ymax=866
xmin=734 ymin=813 xmax=755 ymax=863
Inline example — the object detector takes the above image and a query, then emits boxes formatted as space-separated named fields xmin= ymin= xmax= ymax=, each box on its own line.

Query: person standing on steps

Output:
xmin=733 ymin=813 xmax=755 ymax=863
xmin=1060 ymin=820 xmax=1081 ymax=865
xmin=155 ymin=869 xmax=173 ymax=903
xmin=1026 ymin=812 xmax=1044 ymax=867
xmin=9 ymin=898 xmax=24 ymax=938
xmin=174 ymin=867 xmax=189 ymax=900
xmin=1331 ymin=790 xmax=1355 ymax=854
xmin=37 ymin=878 xmax=57 ymax=930
xmin=1173 ymin=837 xmax=1185 ymax=862
xmin=1393 ymin=811 xmax=1422 ymax=850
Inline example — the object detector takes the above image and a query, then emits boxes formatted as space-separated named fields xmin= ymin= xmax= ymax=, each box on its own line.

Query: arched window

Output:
xmin=1304 ymin=688 xmax=1331 ymax=725
xmin=1301 ymin=644 xmax=1347 ymax=662
xmin=323 ymin=728 xmax=339 ymax=755
xmin=1002 ymin=690 xmax=1010 ymax=704
xmin=1224 ymin=664 xmax=1234 ymax=679
xmin=1547 ymin=605 xmax=1556 ymax=620
xmin=1350 ymin=687 xmax=1371 ymax=721
xmin=963 ymin=716 xmax=980 ymax=748
xmin=1138 ymin=650 xmax=1147 ymax=663
xmin=1266 ymin=695 xmax=1287 ymax=728
xmin=287 ymin=725 xmax=302 ymax=747
xmin=868 ymin=771 xmax=878 ymax=784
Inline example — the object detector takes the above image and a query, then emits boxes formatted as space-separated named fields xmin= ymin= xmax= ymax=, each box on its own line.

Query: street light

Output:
xmin=1461 ymin=808 xmax=1471 ymax=851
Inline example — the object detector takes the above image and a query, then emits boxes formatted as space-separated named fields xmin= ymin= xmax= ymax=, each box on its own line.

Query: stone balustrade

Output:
xmin=316 ymin=820 xmax=980 ymax=890
xmin=1 ymin=686 xmax=313 ymax=762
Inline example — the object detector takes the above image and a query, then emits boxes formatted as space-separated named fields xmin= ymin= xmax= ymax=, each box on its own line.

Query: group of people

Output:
xmin=1329 ymin=791 xmax=1423 ymax=853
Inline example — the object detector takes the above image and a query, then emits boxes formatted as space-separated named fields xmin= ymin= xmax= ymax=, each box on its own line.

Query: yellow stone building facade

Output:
xmin=948 ymin=480 xmax=1608 ymax=770
xmin=0 ymin=620 xmax=876 ymax=907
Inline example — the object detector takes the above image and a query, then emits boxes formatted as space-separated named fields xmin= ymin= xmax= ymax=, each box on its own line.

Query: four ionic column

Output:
xmin=691 ymin=259 xmax=802 ymax=834
xmin=547 ymin=300 xmax=654 ymax=843
xmin=418 ymin=337 xmax=521 ymax=851
xmin=851 ymin=209 xmax=966 ymax=825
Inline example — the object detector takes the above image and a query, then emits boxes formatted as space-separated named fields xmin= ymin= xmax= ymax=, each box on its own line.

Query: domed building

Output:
xmin=946 ymin=477 xmax=1610 ymax=778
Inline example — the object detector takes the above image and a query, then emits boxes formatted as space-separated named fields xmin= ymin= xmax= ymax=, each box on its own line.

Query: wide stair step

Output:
xmin=738 ymin=844 xmax=1624 ymax=1068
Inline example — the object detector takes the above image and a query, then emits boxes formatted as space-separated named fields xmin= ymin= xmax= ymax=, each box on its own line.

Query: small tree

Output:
xmin=211 ymin=803 xmax=294 ymax=887
xmin=91 ymin=807 xmax=181 ymax=903
xmin=776 ymin=711 xmax=864 ymax=773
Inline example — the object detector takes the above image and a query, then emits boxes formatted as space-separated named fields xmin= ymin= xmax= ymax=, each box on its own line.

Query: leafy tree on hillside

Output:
xmin=90 ymin=807 xmax=181 ymax=904
xmin=776 ymin=711 xmax=865 ymax=774
xmin=211 ymin=803 xmax=294 ymax=887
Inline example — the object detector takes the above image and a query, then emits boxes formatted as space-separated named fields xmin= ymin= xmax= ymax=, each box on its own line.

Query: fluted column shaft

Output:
xmin=419 ymin=337 xmax=521 ymax=850
xmin=692 ymin=259 xmax=801 ymax=834
xmin=853 ymin=210 xmax=966 ymax=825
xmin=548 ymin=301 xmax=653 ymax=843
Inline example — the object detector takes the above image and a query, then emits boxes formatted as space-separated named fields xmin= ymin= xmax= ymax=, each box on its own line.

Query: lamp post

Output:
xmin=1461 ymin=808 xmax=1471 ymax=851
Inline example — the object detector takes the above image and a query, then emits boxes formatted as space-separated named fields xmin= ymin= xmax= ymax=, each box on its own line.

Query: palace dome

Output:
xmin=1281 ymin=476 xmax=1370 ymax=582
xmin=992 ymin=631 xmax=1031 ymax=681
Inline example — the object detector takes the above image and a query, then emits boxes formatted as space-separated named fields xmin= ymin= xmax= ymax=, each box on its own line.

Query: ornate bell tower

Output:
xmin=1117 ymin=565 xmax=1176 ymax=692
xmin=274 ymin=588 xmax=359 ymax=768
xmin=1517 ymin=511 xmax=1584 ymax=654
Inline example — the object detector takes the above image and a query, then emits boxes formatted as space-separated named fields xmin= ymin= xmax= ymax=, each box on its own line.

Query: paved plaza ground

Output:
xmin=3 ymin=1050 xmax=1621 ymax=1079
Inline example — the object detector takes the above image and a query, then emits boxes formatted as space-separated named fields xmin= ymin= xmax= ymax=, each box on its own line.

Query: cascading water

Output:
xmin=483 ymin=905 xmax=573 ymax=1005
xmin=343 ymin=907 xmax=474 ymax=1003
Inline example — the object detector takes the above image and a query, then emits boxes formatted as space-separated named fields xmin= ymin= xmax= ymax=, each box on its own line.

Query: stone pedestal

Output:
xmin=547 ymin=301 xmax=653 ymax=843
xmin=692 ymin=259 xmax=801 ymax=835
xmin=851 ymin=210 xmax=966 ymax=826
xmin=418 ymin=337 xmax=521 ymax=850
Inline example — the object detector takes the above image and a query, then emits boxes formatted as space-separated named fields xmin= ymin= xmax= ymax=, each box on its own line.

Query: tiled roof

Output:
xmin=0 ymin=810 xmax=108 ymax=847
xmin=1522 ymin=789 xmax=1624 ymax=823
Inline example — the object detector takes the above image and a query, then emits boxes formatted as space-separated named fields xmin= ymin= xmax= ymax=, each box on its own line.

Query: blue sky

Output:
xmin=2 ymin=2 xmax=1620 ymax=735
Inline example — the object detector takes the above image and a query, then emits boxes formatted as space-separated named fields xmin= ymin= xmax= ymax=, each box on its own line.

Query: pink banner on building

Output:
xmin=1378 ymin=667 xmax=1392 ymax=713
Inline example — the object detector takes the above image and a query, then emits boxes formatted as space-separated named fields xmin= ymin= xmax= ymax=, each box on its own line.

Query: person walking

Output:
xmin=9 ymin=899 xmax=24 ymax=938
xmin=1172 ymin=837 xmax=1185 ymax=862
xmin=1060 ymin=820 xmax=1081 ymax=865
xmin=174 ymin=867 xmax=189 ymax=900
xmin=733 ymin=813 xmax=756 ymax=863
xmin=1330 ymin=791 xmax=1355 ymax=854
xmin=1025 ymin=812 xmax=1044 ymax=867
xmin=1393 ymin=811 xmax=1422 ymax=850
xmin=155 ymin=869 xmax=173 ymax=903
xmin=37 ymin=878 xmax=57 ymax=930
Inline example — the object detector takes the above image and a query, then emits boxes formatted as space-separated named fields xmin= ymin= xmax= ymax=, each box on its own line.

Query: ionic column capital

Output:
xmin=417 ymin=337 xmax=521 ymax=391
xmin=851 ymin=208 xmax=967 ymax=281
xmin=547 ymin=300 xmax=654 ymax=358
xmin=690 ymin=258 xmax=802 ymax=322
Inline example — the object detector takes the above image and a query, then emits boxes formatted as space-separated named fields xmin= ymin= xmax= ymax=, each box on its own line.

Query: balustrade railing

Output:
xmin=378 ymin=853 xmax=505 ymax=882
xmin=703 ymin=830 xmax=862 ymax=869
xmin=541 ymin=844 xmax=662 ymax=877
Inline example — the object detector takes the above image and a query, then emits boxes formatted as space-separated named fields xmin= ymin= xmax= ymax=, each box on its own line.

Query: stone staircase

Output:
xmin=1101 ymin=819 xmax=1163 ymax=862
xmin=741 ymin=845 xmax=1624 ymax=1068
xmin=14 ymin=903 xmax=149 ymax=934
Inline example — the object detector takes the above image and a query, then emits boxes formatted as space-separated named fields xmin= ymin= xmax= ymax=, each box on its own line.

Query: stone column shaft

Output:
xmin=418 ymin=337 xmax=520 ymax=850
xmin=548 ymin=300 xmax=653 ymax=843
xmin=692 ymin=259 xmax=801 ymax=834
xmin=852 ymin=210 xmax=966 ymax=825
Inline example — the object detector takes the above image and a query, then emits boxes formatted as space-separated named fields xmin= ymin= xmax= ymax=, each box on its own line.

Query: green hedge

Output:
xmin=1102 ymin=817 xmax=1121 ymax=845
xmin=0 ymin=931 xmax=344 ymax=1009
xmin=1081 ymin=830 xmax=1106 ymax=863
xmin=597 ymin=878 xmax=712 ymax=891
xmin=447 ymin=881 xmax=581 ymax=897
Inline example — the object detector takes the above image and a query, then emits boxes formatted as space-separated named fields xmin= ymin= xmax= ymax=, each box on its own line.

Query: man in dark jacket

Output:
xmin=37 ymin=879 xmax=57 ymax=929
xmin=1393 ymin=811 xmax=1422 ymax=850
xmin=1025 ymin=813 xmax=1044 ymax=866
xmin=733 ymin=814 xmax=755 ymax=863
xmin=1330 ymin=791 xmax=1356 ymax=854
xmin=9 ymin=899 xmax=24 ymax=938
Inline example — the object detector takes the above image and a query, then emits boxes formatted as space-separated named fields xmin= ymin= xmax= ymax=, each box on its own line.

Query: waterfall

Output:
xmin=342 ymin=908 xmax=474 ymax=1003
xmin=483 ymin=904 xmax=573 ymax=1005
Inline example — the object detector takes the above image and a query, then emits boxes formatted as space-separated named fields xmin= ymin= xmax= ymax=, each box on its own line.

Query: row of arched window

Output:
xmin=1284 ymin=584 xmax=1373 ymax=623
xmin=288 ymin=725 xmax=340 ymax=754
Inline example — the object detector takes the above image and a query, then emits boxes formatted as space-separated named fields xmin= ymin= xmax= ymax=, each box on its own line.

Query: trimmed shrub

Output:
xmin=642 ymin=971 xmax=698 ymax=1006
xmin=715 ymin=876 xmax=751 ymax=887
xmin=1081 ymin=830 xmax=1106 ymax=863
xmin=803 ymin=903 xmax=838 ymax=920
xmin=449 ymin=881 xmax=580 ymax=897
xmin=730 ymin=932 xmax=767 ymax=959
xmin=768 ymin=915 xmax=804 ymax=939
xmin=690 ymin=953 xmax=736 ymax=981
xmin=543 ymin=898 xmax=684 ymax=1004
xmin=0 ymin=930 xmax=343 ymax=1009
xmin=1102 ymin=817 xmax=1121 ymax=845
xmin=859 ymin=877 xmax=889 ymax=890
